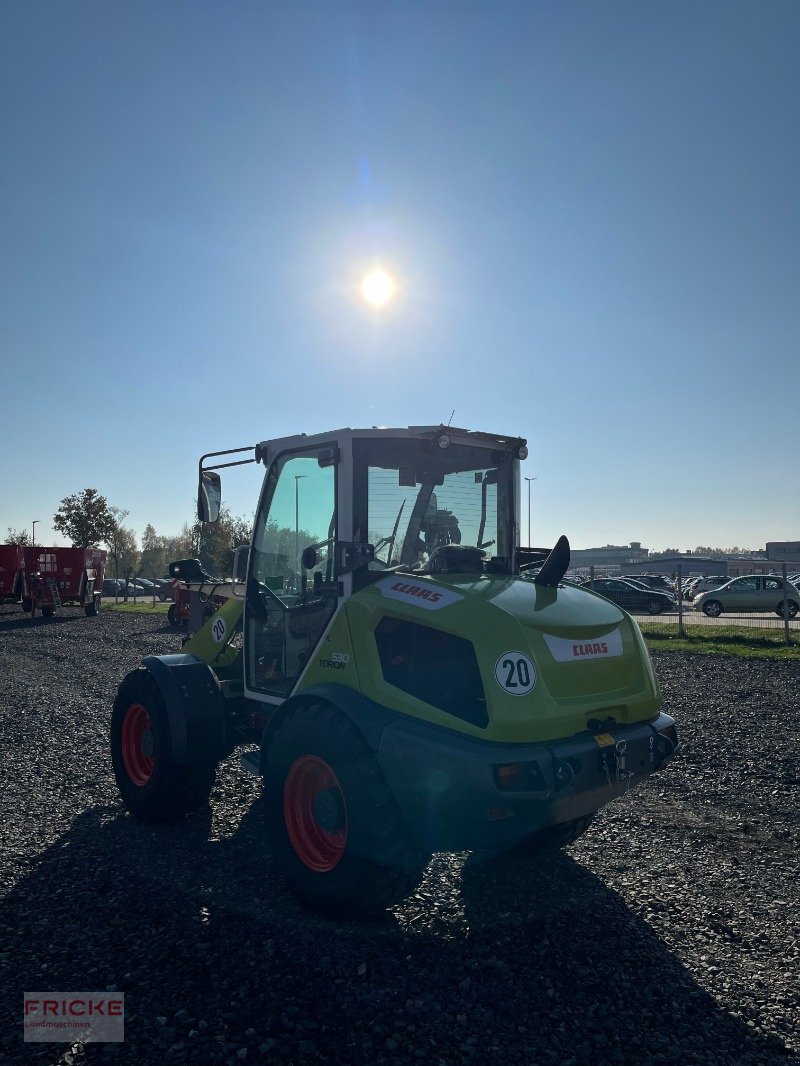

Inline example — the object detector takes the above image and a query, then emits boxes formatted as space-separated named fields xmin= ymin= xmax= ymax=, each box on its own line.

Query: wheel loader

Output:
xmin=110 ymin=425 xmax=678 ymax=915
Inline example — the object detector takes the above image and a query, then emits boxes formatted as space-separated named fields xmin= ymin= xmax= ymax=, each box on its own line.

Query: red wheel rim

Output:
xmin=120 ymin=703 xmax=155 ymax=786
xmin=283 ymin=756 xmax=347 ymax=872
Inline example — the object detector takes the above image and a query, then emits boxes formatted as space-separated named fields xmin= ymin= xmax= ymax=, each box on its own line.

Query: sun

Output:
xmin=359 ymin=267 xmax=397 ymax=309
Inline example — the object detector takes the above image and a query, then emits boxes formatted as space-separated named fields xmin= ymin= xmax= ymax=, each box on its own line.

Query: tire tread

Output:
xmin=111 ymin=669 xmax=216 ymax=822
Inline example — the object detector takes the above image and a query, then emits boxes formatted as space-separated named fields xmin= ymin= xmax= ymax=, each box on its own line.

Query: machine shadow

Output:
xmin=458 ymin=848 xmax=794 ymax=1062
xmin=2 ymin=806 xmax=794 ymax=1065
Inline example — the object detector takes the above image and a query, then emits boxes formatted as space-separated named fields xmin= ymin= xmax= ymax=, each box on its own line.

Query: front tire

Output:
xmin=111 ymin=669 xmax=216 ymax=821
xmin=776 ymin=600 xmax=799 ymax=619
xmin=167 ymin=602 xmax=180 ymax=627
xmin=647 ymin=599 xmax=663 ymax=615
xmin=702 ymin=600 xmax=722 ymax=617
xmin=263 ymin=702 xmax=430 ymax=917
xmin=40 ymin=605 xmax=55 ymax=618
xmin=85 ymin=595 xmax=100 ymax=617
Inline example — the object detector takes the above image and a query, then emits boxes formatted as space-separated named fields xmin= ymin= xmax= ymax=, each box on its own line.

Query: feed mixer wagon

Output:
xmin=0 ymin=544 xmax=25 ymax=604
xmin=22 ymin=546 xmax=106 ymax=618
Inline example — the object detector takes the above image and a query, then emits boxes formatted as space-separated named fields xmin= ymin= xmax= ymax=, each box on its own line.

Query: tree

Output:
xmin=6 ymin=527 xmax=30 ymax=545
xmin=694 ymin=547 xmax=726 ymax=558
xmin=139 ymin=523 xmax=170 ymax=579
xmin=53 ymin=489 xmax=117 ymax=548
xmin=163 ymin=529 xmax=196 ymax=566
xmin=106 ymin=507 xmax=139 ymax=581
xmin=183 ymin=507 xmax=254 ymax=578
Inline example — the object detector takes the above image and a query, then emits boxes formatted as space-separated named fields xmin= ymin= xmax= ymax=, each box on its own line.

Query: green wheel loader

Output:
xmin=110 ymin=425 xmax=678 ymax=916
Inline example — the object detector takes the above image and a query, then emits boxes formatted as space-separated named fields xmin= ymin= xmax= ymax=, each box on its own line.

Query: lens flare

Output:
xmin=359 ymin=268 xmax=397 ymax=308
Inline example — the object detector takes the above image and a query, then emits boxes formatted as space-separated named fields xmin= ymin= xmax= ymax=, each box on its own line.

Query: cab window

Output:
xmin=247 ymin=448 xmax=337 ymax=696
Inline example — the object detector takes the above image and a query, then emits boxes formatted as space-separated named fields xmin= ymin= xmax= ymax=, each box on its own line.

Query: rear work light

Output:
xmin=494 ymin=762 xmax=546 ymax=792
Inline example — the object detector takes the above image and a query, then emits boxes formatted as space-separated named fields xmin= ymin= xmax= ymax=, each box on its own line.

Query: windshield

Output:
xmin=353 ymin=438 xmax=514 ymax=572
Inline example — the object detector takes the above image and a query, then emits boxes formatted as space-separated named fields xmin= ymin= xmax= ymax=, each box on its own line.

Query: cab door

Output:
xmin=245 ymin=445 xmax=339 ymax=699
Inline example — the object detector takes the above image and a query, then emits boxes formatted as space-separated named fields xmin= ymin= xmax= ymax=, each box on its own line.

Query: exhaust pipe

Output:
xmin=534 ymin=535 xmax=571 ymax=588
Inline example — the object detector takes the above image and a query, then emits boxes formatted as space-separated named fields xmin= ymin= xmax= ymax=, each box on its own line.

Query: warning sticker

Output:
xmin=593 ymin=733 xmax=616 ymax=748
xmin=494 ymin=652 xmax=536 ymax=695
xmin=210 ymin=616 xmax=227 ymax=644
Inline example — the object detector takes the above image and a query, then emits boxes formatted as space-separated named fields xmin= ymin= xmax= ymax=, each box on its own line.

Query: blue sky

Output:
xmin=2 ymin=1 xmax=798 ymax=554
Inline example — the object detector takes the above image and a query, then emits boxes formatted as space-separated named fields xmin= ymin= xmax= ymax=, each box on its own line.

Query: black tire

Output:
xmin=647 ymin=599 xmax=663 ymax=615
xmin=776 ymin=600 xmax=799 ymax=619
xmin=702 ymin=600 xmax=722 ymax=618
xmin=110 ymin=668 xmax=217 ymax=822
xmin=22 ymin=597 xmax=32 ymax=613
xmin=40 ymin=605 xmax=55 ymax=618
xmin=263 ymin=702 xmax=430 ymax=917
xmin=167 ymin=602 xmax=180 ymax=627
xmin=85 ymin=595 xmax=100 ymax=617
xmin=515 ymin=815 xmax=596 ymax=853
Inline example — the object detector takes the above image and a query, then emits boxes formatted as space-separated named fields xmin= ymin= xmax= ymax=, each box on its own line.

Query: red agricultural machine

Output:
xmin=164 ymin=559 xmax=243 ymax=631
xmin=0 ymin=544 xmax=25 ymax=604
xmin=21 ymin=546 xmax=106 ymax=618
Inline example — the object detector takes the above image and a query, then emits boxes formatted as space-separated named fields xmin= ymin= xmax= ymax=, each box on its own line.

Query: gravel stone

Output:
xmin=1 ymin=608 xmax=798 ymax=1063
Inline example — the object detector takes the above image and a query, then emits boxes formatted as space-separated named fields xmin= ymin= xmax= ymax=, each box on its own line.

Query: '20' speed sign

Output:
xmin=494 ymin=652 xmax=536 ymax=695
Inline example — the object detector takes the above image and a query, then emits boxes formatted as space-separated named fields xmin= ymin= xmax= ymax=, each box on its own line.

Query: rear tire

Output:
xmin=40 ymin=605 xmax=55 ymax=618
xmin=85 ymin=595 xmax=100 ymax=617
xmin=111 ymin=669 xmax=216 ymax=822
xmin=647 ymin=599 xmax=663 ymax=615
xmin=263 ymin=702 xmax=430 ymax=917
xmin=776 ymin=600 xmax=799 ymax=619
xmin=167 ymin=602 xmax=180 ymax=627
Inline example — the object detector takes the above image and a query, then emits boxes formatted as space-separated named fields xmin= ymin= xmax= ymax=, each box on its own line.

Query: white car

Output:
xmin=694 ymin=575 xmax=800 ymax=618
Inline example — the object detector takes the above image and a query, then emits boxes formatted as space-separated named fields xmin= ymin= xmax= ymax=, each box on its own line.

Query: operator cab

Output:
xmin=199 ymin=426 xmax=528 ymax=702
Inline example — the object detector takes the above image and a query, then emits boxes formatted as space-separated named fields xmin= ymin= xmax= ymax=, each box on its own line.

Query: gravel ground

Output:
xmin=1 ymin=606 xmax=798 ymax=1065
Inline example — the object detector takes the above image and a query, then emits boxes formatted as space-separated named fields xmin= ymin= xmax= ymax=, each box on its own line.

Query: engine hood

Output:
xmin=347 ymin=571 xmax=661 ymax=743
xmin=436 ymin=575 xmax=626 ymax=630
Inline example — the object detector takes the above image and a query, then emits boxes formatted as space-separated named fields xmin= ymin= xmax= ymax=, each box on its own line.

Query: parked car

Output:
xmin=152 ymin=577 xmax=174 ymax=600
xmin=580 ymin=578 xmax=675 ymax=614
xmin=682 ymin=577 xmax=703 ymax=599
xmin=624 ymin=574 xmax=675 ymax=596
xmin=122 ymin=580 xmax=149 ymax=597
xmin=694 ymin=575 xmax=800 ymax=618
xmin=622 ymin=577 xmax=677 ymax=604
xmin=686 ymin=575 xmax=728 ymax=601
xmin=102 ymin=578 xmax=125 ymax=597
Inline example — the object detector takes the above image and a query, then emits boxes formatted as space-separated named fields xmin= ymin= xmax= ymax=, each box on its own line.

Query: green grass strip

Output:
xmin=639 ymin=621 xmax=799 ymax=659
xmin=105 ymin=601 xmax=170 ymax=614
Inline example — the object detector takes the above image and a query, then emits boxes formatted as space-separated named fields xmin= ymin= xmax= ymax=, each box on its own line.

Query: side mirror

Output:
xmin=301 ymin=546 xmax=318 ymax=571
xmin=198 ymin=470 xmax=221 ymax=523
